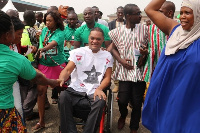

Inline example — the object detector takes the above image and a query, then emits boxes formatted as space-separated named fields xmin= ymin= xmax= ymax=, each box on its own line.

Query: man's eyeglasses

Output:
xmin=129 ymin=11 xmax=142 ymax=16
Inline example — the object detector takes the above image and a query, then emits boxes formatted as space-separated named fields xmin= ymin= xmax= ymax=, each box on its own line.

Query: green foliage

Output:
xmin=77 ymin=13 xmax=84 ymax=22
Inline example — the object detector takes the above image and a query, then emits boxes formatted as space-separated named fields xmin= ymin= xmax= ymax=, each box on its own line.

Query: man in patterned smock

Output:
xmin=108 ymin=4 xmax=148 ymax=133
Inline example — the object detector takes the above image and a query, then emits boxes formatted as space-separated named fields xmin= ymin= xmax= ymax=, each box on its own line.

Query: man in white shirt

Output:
xmin=81 ymin=6 xmax=109 ymax=27
xmin=59 ymin=27 xmax=113 ymax=133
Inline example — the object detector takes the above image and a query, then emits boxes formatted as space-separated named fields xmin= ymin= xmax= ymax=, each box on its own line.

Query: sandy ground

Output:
xmin=26 ymin=86 xmax=151 ymax=133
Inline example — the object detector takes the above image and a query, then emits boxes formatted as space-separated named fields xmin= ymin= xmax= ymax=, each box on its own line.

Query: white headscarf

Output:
xmin=165 ymin=0 xmax=200 ymax=55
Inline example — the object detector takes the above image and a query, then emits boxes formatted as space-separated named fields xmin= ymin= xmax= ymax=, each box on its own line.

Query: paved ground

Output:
xmin=26 ymin=86 xmax=151 ymax=133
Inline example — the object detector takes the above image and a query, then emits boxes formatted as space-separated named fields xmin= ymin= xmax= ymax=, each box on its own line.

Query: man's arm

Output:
xmin=104 ymin=40 xmax=111 ymax=49
xmin=139 ymin=25 xmax=149 ymax=56
xmin=73 ymin=41 xmax=81 ymax=49
xmin=107 ymin=43 xmax=134 ymax=70
xmin=59 ymin=61 xmax=76 ymax=86
xmin=94 ymin=67 xmax=112 ymax=100
xmin=74 ymin=28 xmax=82 ymax=49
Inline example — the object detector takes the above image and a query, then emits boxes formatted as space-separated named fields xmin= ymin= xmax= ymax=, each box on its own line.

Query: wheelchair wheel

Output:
xmin=105 ymin=89 xmax=113 ymax=133
xmin=110 ymin=92 xmax=114 ymax=130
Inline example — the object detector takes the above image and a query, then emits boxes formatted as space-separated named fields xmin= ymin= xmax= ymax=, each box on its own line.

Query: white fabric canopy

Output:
xmin=2 ymin=0 xmax=18 ymax=12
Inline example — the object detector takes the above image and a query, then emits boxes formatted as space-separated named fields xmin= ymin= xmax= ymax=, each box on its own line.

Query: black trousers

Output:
xmin=19 ymin=80 xmax=37 ymax=117
xmin=118 ymin=81 xmax=146 ymax=130
xmin=51 ymin=87 xmax=58 ymax=99
xmin=59 ymin=87 xmax=106 ymax=133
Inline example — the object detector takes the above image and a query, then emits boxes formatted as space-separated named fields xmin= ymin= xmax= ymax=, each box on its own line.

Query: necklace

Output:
xmin=43 ymin=30 xmax=55 ymax=46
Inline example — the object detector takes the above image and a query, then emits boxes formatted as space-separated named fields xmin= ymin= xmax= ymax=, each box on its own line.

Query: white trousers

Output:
xmin=13 ymin=81 xmax=23 ymax=119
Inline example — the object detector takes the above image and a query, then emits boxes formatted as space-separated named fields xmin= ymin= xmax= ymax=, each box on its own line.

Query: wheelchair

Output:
xmin=59 ymin=86 xmax=114 ymax=133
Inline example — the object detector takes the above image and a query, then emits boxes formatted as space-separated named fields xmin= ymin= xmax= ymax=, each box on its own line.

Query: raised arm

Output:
xmin=145 ymin=0 xmax=178 ymax=35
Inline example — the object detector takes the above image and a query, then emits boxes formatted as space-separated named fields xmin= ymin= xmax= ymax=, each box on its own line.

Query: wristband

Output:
xmin=43 ymin=47 xmax=46 ymax=52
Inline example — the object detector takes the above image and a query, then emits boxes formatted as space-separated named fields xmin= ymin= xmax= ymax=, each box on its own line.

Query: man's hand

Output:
xmin=94 ymin=88 xmax=106 ymax=101
xmin=49 ymin=79 xmax=62 ymax=88
xmin=59 ymin=78 xmax=65 ymax=87
xmin=29 ymin=46 xmax=37 ymax=53
xmin=119 ymin=58 xmax=134 ymax=70
xmin=76 ymin=23 xmax=81 ymax=28
xmin=139 ymin=44 xmax=148 ymax=55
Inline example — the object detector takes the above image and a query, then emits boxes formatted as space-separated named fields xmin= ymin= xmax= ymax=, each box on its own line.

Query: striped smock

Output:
xmin=109 ymin=24 xmax=148 ymax=82
xmin=142 ymin=24 xmax=168 ymax=82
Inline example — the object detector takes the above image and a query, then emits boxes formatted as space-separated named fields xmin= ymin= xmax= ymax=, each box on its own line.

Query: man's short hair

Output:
xmin=23 ymin=10 xmax=35 ymax=22
xmin=117 ymin=6 xmax=124 ymax=11
xmin=6 ymin=9 xmax=18 ymax=18
xmin=47 ymin=6 xmax=58 ymax=13
xmin=68 ymin=12 xmax=78 ymax=18
xmin=90 ymin=27 xmax=104 ymax=37
xmin=124 ymin=4 xmax=138 ymax=17
xmin=164 ymin=1 xmax=176 ymax=13
xmin=50 ymin=6 xmax=58 ymax=11
xmin=99 ymin=11 xmax=103 ymax=16
xmin=67 ymin=7 xmax=75 ymax=12
xmin=36 ymin=12 xmax=43 ymax=18
xmin=92 ymin=6 xmax=99 ymax=9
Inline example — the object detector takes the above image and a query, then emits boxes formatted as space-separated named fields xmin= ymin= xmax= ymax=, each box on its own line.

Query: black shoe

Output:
xmin=25 ymin=112 xmax=39 ymax=121
xmin=45 ymin=101 xmax=50 ymax=110
xmin=118 ymin=117 xmax=125 ymax=130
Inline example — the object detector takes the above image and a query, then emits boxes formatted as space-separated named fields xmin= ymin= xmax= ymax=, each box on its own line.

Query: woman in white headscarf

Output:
xmin=142 ymin=0 xmax=200 ymax=133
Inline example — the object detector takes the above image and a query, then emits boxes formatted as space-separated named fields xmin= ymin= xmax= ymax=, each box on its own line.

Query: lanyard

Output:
xmin=43 ymin=30 xmax=55 ymax=47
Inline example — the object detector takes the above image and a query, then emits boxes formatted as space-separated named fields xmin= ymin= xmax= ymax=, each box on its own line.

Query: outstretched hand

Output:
xmin=49 ymin=79 xmax=62 ymax=88
xmin=119 ymin=58 xmax=134 ymax=70
xmin=94 ymin=88 xmax=106 ymax=101
xmin=59 ymin=78 xmax=65 ymax=87
xmin=29 ymin=46 xmax=37 ymax=53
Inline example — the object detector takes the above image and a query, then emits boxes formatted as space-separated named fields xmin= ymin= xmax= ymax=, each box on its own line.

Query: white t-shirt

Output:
xmin=68 ymin=46 xmax=113 ymax=95
xmin=9 ymin=44 xmax=18 ymax=53
xmin=81 ymin=19 xmax=109 ymax=27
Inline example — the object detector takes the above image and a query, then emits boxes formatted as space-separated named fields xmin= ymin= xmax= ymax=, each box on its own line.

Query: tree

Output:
xmin=77 ymin=13 xmax=84 ymax=22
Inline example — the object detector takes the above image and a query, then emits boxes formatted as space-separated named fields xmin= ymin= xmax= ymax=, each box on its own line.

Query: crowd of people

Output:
xmin=0 ymin=0 xmax=200 ymax=133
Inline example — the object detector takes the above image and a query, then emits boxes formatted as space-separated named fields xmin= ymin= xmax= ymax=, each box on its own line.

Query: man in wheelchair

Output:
xmin=59 ymin=27 xmax=113 ymax=133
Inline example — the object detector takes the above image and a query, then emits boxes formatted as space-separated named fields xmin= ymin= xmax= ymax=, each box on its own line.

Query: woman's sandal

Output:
xmin=32 ymin=122 xmax=45 ymax=131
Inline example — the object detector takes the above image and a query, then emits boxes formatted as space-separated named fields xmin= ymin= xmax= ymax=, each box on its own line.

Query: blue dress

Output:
xmin=142 ymin=25 xmax=200 ymax=133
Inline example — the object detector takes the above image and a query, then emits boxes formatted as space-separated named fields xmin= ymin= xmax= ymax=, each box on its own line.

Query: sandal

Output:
xmin=52 ymin=99 xmax=58 ymax=104
xmin=32 ymin=122 xmax=45 ymax=131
